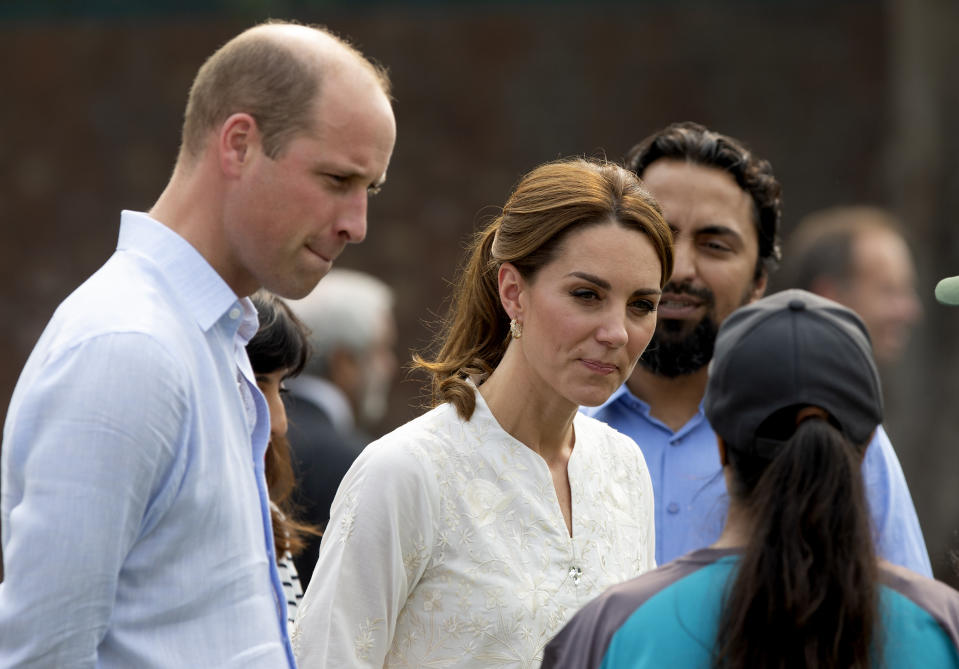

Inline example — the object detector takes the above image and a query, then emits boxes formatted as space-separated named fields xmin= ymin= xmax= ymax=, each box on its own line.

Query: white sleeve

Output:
xmin=292 ymin=433 xmax=437 ymax=668
xmin=637 ymin=454 xmax=657 ymax=571
xmin=619 ymin=430 xmax=656 ymax=571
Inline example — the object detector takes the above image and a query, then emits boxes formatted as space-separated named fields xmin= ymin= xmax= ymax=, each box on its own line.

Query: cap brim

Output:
xmin=935 ymin=276 xmax=959 ymax=305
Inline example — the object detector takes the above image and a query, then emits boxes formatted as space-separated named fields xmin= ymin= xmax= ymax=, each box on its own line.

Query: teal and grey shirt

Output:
xmin=543 ymin=547 xmax=959 ymax=669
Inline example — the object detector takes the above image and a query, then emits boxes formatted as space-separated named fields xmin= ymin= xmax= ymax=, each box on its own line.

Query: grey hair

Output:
xmin=285 ymin=268 xmax=395 ymax=377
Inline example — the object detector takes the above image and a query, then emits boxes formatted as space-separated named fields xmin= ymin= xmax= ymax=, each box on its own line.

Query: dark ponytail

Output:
xmin=714 ymin=413 xmax=878 ymax=669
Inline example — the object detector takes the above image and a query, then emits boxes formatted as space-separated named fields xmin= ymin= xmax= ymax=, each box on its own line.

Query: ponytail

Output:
xmin=714 ymin=416 xmax=878 ymax=669
xmin=412 ymin=225 xmax=509 ymax=420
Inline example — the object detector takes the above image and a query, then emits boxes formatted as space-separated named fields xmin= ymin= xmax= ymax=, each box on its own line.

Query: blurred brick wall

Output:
xmin=3 ymin=2 xmax=958 ymax=581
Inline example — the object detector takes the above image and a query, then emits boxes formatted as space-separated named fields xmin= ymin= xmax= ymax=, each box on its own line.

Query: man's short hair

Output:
xmin=625 ymin=121 xmax=783 ymax=279
xmin=181 ymin=20 xmax=391 ymax=160
xmin=286 ymin=268 xmax=395 ymax=377
xmin=781 ymin=205 xmax=906 ymax=291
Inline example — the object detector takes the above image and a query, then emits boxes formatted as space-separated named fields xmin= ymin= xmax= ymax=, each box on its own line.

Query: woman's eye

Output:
xmin=571 ymin=289 xmax=599 ymax=301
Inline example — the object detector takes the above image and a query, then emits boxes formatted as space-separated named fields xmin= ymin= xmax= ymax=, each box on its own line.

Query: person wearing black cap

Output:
xmin=543 ymin=289 xmax=959 ymax=669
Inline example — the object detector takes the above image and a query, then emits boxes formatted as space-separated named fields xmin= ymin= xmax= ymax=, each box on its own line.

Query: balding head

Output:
xmin=180 ymin=20 xmax=391 ymax=161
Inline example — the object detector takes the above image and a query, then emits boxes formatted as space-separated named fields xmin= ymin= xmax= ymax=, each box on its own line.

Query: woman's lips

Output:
xmin=581 ymin=359 xmax=618 ymax=375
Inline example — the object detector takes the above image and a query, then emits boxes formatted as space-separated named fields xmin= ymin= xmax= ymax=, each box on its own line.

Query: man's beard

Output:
xmin=640 ymin=315 xmax=719 ymax=378
xmin=639 ymin=281 xmax=719 ymax=378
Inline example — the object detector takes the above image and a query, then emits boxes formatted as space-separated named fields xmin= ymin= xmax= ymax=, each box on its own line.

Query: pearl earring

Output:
xmin=509 ymin=318 xmax=523 ymax=339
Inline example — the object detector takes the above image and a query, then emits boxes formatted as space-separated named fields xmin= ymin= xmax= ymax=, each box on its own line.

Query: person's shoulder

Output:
xmin=47 ymin=253 xmax=191 ymax=351
xmin=545 ymin=551 xmax=726 ymax=668
xmin=880 ymin=560 xmax=959 ymax=614
xmin=879 ymin=560 xmax=959 ymax=653
xmin=611 ymin=548 xmax=729 ymax=603
xmin=575 ymin=412 xmax=644 ymax=459
xmin=351 ymin=404 xmax=456 ymax=471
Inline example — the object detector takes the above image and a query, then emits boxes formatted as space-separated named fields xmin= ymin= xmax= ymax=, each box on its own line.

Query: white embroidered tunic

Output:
xmin=292 ymin=391 xmax=655 ymax=668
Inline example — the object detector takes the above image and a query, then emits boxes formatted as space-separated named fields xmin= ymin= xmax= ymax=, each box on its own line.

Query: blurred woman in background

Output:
xmin=247 ymin=290 xmax=319 ymax=632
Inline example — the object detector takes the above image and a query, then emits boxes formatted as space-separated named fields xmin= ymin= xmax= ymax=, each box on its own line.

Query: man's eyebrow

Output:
xmin=697 ymin=224 xmax=744 ymax=239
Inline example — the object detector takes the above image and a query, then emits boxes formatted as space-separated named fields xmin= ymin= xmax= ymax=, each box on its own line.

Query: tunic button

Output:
xmin=228 ymin=307 xmax=241 ymax=319
xmin=667 ymin=502 xmax=680 ymax=514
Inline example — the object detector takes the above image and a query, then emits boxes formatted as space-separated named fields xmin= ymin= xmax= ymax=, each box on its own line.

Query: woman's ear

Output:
xmin=498 ymin=262 xmax=524 ymax=320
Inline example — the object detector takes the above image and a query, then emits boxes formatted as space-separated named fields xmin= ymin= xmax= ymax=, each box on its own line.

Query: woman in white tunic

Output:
xmin=293 ymin=157 xmax=674 ymax=668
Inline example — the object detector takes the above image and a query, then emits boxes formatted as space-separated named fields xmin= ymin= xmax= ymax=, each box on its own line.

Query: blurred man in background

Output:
xmin=779 ymin=205 xmax=921 ymax=368
xmin=284 ymin=268 xmax=399 ymax=586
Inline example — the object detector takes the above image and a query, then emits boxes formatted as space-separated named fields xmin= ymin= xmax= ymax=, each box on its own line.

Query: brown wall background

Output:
xmin=3 ymin=1 xmax=959 ymax=583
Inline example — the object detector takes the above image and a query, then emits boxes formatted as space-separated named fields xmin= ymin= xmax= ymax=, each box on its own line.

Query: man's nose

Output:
xmin=339 ymin=190 xmax=368 ymax=244
xmin=668 ymin=239 xmax=696 ymax=283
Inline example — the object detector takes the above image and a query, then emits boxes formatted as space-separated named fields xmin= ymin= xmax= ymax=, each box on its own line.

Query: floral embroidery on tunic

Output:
xmin=293 ymin=393 xmax=655 ymax=668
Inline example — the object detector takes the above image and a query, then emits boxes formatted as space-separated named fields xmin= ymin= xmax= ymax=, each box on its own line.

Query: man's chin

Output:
xmin=651 ymin=319 xmax=702 ymax=345
xmin=638 ymin=316 xmax=718 ymax=378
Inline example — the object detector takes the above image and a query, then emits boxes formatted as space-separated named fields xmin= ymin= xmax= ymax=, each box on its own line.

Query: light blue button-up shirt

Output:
xmin=1 ymin=211 xmax=295 ymax=668
xmin=585 ymin=383 xmax=933 ymax=576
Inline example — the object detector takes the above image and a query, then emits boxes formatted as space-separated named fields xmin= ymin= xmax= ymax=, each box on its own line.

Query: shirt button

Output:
xmin=228 ymin=307 xmax=241 ymax=319
xmin=667 ymin=502 xmax=680 ymax=514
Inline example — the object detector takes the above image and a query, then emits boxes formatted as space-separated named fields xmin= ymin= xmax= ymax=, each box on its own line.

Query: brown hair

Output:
xmin=248 ymin=291 xmax=320 ymax=557
xmin=181 ymin=20 xmax=391 ymax=160
xmin=414 ymin=157 xmax=673 ymax=420
xmin=626 ymin=121 xmax=782 ymax=280
xmin=715 ymin=407 xmax=878 ymax=669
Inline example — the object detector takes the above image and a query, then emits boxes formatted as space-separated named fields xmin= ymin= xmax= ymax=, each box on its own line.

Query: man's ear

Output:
xmin=748 ymin=269 xmax=768 ymax=304
xmin=498 ymin=262 xmax=525 ymax=321
xmin=218 ymin=112 xmax=259 ymax=177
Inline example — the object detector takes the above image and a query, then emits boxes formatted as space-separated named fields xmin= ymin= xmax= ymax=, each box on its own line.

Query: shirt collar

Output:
xmin=117 ymin=210 xmax=241 ymax=332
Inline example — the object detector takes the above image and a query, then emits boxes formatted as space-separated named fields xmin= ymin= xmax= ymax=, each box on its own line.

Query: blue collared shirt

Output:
xmin=1 ymin=211 xmax=295 ymax=668
xmin=585 ymin=384 xmax=933 ymax=576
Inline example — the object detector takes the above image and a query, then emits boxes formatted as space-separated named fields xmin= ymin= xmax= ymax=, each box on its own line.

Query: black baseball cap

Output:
xmin=704 ymin=289 xmax=883 ymax=458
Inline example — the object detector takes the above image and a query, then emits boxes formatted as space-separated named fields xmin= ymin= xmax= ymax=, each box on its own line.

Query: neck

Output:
xmin=626 ymin=364 xmax=709 ymax=431
xmin=712 ymin=498 xmax=751 ymax=550
xmin=478 ymin=347 xmax=576 ymax=465
xmin=149 ymin=153 xmax=246 ymax=295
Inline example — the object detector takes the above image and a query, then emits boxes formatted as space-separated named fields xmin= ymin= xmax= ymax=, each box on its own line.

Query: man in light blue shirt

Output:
xmin=0 ymin=21 xmax=396 ymax=668
xmin=586 ymin=122 xmax=931 ymax=576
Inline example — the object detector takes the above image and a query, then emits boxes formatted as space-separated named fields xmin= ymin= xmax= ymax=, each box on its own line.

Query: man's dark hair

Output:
xmin=625 ymin=121 xmax=783 ymax=279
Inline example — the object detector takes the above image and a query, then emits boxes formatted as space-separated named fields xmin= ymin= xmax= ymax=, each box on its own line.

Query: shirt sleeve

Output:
xmin=292 ymin=434 xmax=437 ymax=668
xmin=0 ymin=333 xmax=186 ymax=668
xmin=862 ymin=425 xmax=933 ymax=577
